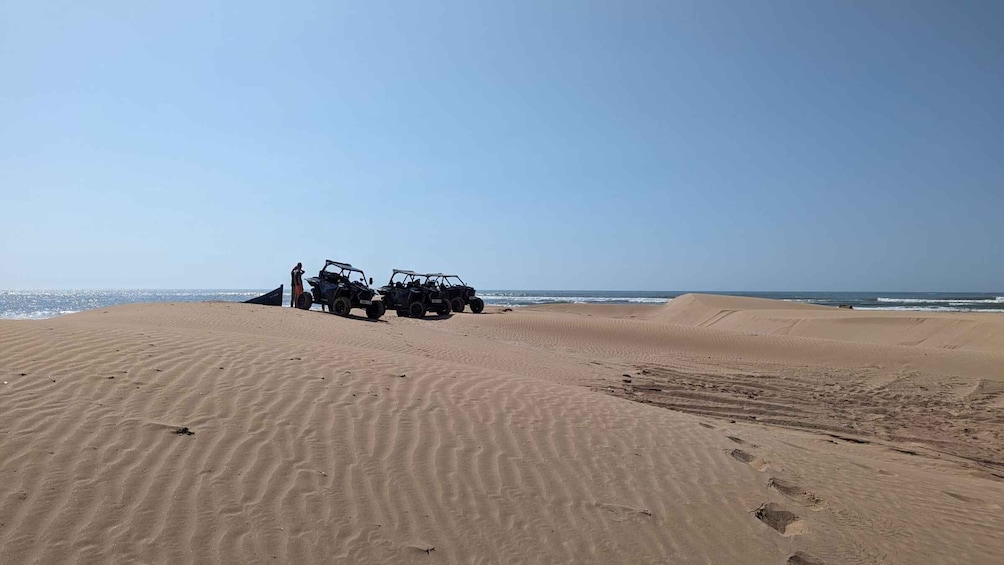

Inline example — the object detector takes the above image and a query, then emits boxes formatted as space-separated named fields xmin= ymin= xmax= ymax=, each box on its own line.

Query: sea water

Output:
xmin=2 ymin=289 xmax=1003 ymax=320
xmin=477 ymin=291 xmax=1004 ymax=312
xmin=0 ymin=290 xmax=266 ymax=319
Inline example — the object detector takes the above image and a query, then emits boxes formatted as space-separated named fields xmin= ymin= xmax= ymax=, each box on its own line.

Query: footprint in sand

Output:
xmin=727 ymin=435 xmax=759 ymax=448
xmin=849 ymin=460 xmax=898 ymax=477
xmin=594 ymin=502 xmax=653 ymax=522
xmin=788 ymin=551 xmax=825 ymax=565
xmin=944 ymin=491 xmax=1002 ymax=510
xmin=768 ymin=478 xmax=824 ymax=510
xmin=752 ymin=502 xmax=805 ymax=536
xmin=729 ymin=449 xmax=768 ymax=471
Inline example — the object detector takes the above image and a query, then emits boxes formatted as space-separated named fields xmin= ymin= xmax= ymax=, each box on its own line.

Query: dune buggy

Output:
xmin=378 ymin=269 xmax=451 ymax=318
xmin=300 ymin=260 xmax=385 ymax=320
xmin=426 ymin=273 xmax=484 ymax=313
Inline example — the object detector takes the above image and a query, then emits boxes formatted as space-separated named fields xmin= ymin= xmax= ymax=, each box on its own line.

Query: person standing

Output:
xmin=290 ymin=262 xmax=305 ymax=307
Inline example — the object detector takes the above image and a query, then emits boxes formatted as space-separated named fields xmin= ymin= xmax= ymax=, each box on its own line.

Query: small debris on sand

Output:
xmin=174 ymin=427 xmax=195 ymax=436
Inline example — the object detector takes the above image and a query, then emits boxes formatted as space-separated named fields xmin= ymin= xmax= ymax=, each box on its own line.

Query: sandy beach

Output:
xmin=2 ymin=294 xmax=1003 ymax=564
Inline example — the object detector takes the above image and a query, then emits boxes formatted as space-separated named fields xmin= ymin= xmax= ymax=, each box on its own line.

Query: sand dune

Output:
xmin=2 ymin=299 xmax=1003 ymax=564
xmin=648 ymin=293 xmax=1004 ymax=352
xmin=532 ymin=293 xmax=1004 ymax=352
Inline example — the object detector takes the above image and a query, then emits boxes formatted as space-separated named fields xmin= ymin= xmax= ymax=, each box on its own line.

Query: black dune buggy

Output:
xmin=426 ymin=273 xmax=484 ymax=313
xmin=378 ymin=269 xmax=451 ymax=318
xmin=298 ymin=260 xmax=386 ymax=320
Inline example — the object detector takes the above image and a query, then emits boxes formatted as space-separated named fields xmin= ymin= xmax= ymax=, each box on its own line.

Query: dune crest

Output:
xmin=645 ymin=293 xmax=1004 ymax=352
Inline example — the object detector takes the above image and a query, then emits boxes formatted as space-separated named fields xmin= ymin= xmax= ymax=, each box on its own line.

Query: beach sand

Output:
xmin=1 ymin=294 xmax=1002 ymax=564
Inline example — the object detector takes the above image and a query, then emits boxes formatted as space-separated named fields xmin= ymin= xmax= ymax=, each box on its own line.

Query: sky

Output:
xmin=1 ymin=0 xmax=1002 ymax=291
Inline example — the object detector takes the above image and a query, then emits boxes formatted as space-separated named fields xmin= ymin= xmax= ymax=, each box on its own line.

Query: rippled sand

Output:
xmin=1 ymin=296 xmax=1002 ymax=564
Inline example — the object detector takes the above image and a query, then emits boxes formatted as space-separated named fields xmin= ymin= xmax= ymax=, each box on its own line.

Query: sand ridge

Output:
xmin=2 ymin=298 xmax=1003 ymax=563
xmin=648 ymin=293 xmax=1004 ymax=352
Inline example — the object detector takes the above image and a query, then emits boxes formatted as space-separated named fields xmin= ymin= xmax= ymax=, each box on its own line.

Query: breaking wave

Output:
xmin=876 ymin=297 xmax=1004 ymax=305
xmin=857 ymin=306 xmax=1004 ymax=313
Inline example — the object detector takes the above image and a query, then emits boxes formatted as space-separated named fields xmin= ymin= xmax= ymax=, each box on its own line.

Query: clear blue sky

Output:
xmin=1 ymin=1 xmax=1001 ymax=291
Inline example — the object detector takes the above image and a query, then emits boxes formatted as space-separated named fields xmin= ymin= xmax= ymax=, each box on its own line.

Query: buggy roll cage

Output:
xmin=425 ymin=273 xmax=466 ymax=287
xmin=388 ymin=269 xmax=443 ymax=288
xmin=388 ymin=269 xmax=420 ymax=284
xmin=321 ymin=260 xmax=371 ymax=285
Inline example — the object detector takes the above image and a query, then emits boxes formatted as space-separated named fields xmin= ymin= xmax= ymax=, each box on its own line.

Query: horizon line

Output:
xmin=2 ymin=288 xmax=1002 ymax=294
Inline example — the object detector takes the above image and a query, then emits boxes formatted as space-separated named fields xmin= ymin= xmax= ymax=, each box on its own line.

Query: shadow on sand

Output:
xmin=305 ymin=309 xmax=455 ymax=323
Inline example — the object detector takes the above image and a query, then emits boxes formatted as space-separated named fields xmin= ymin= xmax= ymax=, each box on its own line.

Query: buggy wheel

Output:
xmin=450 ymin=297 xmax=465 ymax=313
xmin=408 ymin=301 xmax=426 ymax=318
xmin=437 ymin=298 xmax=451 ymax=316
xmin=366 ymin=301 xmax=386 ymax=320
xmin=470 ymin=297 xmax=485 ymax=313
xmin=295 ymin=291 xmax=313 ymax=310
xmin=331 ymin=296 xmax=351 ymax=316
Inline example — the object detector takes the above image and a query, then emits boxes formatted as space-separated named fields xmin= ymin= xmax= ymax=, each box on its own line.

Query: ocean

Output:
xmin=478 ymin=291 xmax=1004 ymax=312
xmin=1 ymin=289 xmax=1002 ymax=320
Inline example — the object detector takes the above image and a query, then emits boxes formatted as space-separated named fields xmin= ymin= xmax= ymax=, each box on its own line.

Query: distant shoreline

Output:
xmin=3 ymin=289 xmax=1004 ymax=319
